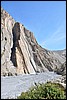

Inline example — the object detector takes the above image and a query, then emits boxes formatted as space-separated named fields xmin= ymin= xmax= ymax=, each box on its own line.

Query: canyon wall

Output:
xmin=1 ymin=7 xmax=66 ymax=76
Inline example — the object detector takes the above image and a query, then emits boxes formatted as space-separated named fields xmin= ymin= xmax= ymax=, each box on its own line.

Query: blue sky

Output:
xmin=1 ymin=1 xmax=66 ymax=50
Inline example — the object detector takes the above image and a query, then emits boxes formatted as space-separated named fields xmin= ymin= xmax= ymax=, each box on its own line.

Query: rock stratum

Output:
xmin=1 ymin=7 xmax=66 ymax=76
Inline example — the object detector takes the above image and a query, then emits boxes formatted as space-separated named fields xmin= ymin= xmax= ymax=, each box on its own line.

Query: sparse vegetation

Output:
xmin=17 ymin=82 xmax=66 ymax=99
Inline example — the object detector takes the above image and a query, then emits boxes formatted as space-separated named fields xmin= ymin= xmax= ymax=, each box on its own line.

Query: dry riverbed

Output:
xmin=1 ymin=72 xmax=63 ymax=99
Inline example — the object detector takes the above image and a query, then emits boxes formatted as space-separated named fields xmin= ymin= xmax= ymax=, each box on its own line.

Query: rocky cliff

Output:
xmin=1 ymin=7 xmax=66 ymax=76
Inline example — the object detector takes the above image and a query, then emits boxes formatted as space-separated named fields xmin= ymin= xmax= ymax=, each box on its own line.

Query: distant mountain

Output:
xmin=1 ymin=7 xmax=66 ymax=76
xmin=53 ymin=49 xmax=66 ymax=57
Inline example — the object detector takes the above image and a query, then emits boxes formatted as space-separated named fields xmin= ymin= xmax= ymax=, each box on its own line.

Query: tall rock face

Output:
xmin=1 ymin=7 xmax=66 ymax=76
xmin=1 ymin=7 xmax=16 ymax=76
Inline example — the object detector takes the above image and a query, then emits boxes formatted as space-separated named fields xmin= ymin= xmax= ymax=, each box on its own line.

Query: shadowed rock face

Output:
xmin=10 ymin=22 xmax=20 ymax=67
xmin=1 ymin=7 xmax=66 ymax=76
xmin=12 ymin=22 xmax=20 ymax=44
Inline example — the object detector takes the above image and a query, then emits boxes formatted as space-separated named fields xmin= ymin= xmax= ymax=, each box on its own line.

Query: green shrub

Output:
xmin=17 ymin=82 xmax=66 ymax=99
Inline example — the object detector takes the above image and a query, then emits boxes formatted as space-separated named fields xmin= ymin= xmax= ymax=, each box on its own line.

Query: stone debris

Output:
xmin=1 ymin=72 xmax=65 ymax=99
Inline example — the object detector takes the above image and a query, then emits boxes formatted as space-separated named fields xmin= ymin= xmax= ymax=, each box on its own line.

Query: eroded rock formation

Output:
xmin=1 ymin=7 xmax=66 ymax=76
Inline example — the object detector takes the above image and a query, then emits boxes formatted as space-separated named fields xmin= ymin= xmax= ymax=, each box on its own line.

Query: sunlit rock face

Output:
xmin=1 ymin=7 xmax=66 ymax=76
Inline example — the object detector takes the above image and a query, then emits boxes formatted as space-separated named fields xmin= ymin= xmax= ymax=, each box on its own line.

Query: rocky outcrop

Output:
xmin=1 ymin=7 xmax=16 ymax=76
xmin=1 ymin=7 xmax=66 ymax=76
xmin=56 ymin=61 xmax=66 ymax=76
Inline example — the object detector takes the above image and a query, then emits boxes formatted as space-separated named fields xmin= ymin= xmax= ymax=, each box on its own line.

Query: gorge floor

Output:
xmin=1 ymin=72 xmax=62 ymax=99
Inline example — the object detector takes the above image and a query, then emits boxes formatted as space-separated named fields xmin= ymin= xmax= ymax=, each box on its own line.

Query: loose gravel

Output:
xmin=1 ymin=72 xmax=62 ymax=99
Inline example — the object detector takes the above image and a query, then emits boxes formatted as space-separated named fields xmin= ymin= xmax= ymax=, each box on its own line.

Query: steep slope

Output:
xmin=1 ymin=7 xmax=66 ymax=76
